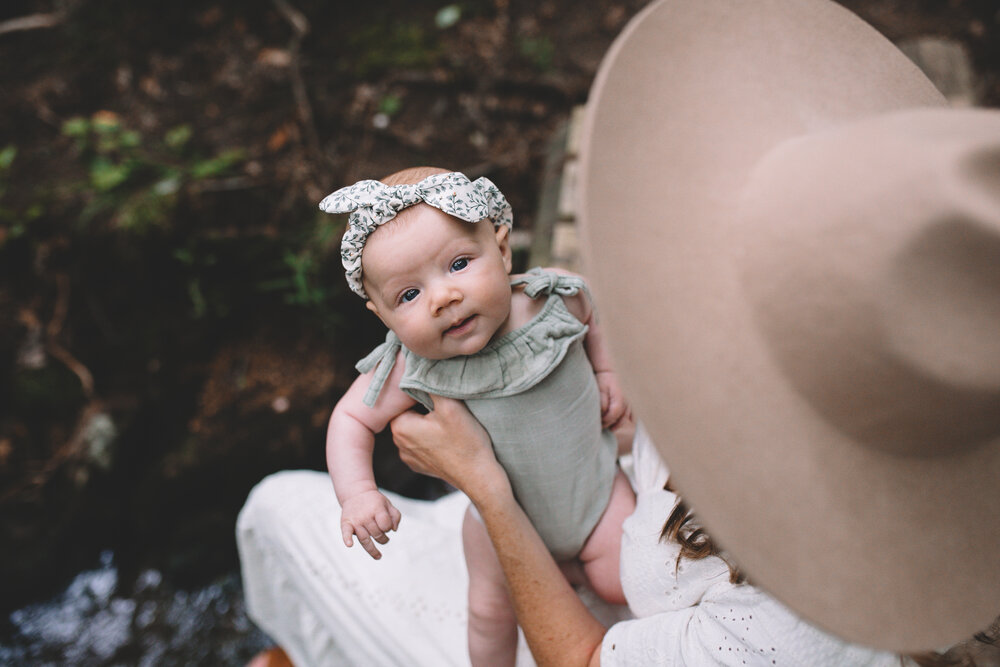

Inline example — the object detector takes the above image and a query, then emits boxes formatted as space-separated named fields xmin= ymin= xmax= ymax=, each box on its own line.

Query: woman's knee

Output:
xmin=237 ymin=470 xmax=330 ymax=539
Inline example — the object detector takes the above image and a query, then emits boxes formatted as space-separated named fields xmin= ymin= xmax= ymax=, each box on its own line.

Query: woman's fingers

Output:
xmin=390 ymin=395 xmax=503 ymax=495
xmin=431 ymin=394 xmax=464 ymax=416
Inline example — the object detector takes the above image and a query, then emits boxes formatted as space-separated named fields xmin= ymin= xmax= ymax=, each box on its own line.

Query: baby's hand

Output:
xmin=596 ymin=370 xmax=629 ymax=430
xmin=340 ymin=490 xmax=402 ymax=560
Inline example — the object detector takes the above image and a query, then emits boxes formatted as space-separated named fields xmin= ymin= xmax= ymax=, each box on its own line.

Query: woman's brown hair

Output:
xmin=660 ymin=498 xmax=743 ymax=585
xmin=659 ymin=491 xmax=998 ymax=666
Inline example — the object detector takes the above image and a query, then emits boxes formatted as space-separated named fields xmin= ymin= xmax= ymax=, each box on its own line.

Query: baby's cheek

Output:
xmin=402 ymin=330 xmax=442 ymax=359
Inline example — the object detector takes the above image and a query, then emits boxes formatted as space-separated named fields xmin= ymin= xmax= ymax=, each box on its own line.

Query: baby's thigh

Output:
xmin=462 ymin=507 xmax=515 ymax=616
xmin=578 ymin=469 xmax=636 ymax=605
xmin=462 ymin=505 xmax=503 ymax=580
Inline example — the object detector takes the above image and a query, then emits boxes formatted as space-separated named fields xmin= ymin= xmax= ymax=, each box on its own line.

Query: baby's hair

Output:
xmin=377 ymin=166 xmax=454 ymax=230
xmin=379 ymin=165 xmax=452 ymax=186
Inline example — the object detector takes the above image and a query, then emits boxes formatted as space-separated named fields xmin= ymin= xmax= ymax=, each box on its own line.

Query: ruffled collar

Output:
xmin=355 ymin=269 xmax=590 ymax=408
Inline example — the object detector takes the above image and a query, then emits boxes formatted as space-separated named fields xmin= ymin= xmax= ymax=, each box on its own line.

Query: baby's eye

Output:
xmin=451 ymin=257 xmax=469 ymax=272
xmin=400 ymin=288 xmax=420 ymax=303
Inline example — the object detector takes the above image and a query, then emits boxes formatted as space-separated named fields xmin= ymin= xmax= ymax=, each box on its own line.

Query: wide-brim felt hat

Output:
xmin=578 ymin=0 xmax=1000 ymax=652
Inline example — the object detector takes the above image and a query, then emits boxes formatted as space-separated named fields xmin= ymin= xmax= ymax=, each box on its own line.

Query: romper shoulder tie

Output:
xmin=355 ymin=330 xmax=402 ymax=408
xmin=510 ymin=267 xmax=592 ymax=301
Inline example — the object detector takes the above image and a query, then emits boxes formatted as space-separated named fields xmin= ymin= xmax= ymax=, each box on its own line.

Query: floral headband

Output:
xmin=319 ymin=172 xmax=513 ymax=299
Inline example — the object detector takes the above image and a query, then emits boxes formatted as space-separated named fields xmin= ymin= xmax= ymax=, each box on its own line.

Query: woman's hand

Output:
xmin=392 ymin=394 xmax=606 ymax=667
xmin=389 ymin=395 xmax=509 ymax=500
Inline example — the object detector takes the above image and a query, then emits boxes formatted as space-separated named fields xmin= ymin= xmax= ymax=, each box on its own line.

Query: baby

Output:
xmin=320 ymin=166 xmax=635 ymax=666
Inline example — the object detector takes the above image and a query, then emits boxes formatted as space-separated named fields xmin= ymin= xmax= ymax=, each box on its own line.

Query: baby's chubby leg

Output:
xmin=463 ymin=506 xmax=518 ymax=667
xmin=578 ymin=469 xmax=635 ymax=606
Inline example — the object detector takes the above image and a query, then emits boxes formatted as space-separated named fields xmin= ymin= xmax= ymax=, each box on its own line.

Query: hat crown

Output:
xmin=578 ymin=0 xmax=1000 ymax=649
xmin=739 ymin=108 xmax=1000 ymax=456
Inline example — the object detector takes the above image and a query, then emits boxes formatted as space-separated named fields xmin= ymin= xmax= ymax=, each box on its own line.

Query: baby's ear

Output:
xmin=494 ymin=225 xmax=512 ymax=272
xmin=366 ymin=299 xmax=387 ymax=325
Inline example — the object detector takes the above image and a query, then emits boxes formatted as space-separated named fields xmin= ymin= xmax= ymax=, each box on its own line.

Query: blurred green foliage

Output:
xmin=0 ymin=145 xmax=26 ymax=235
xmin=340 ymin=0 xmax=496 ymax=76
xmin=60 ymin=113 xmax=246 ymax=232
xmin=258 ymin=212 xmax=345 ymax=321
xmin=378 ymin=94 xmax=403 ymax=117
xmin=0 ymin=110 xmax=350 ymax=342
xmin=348 ymin=20 xmax=442 ymax=76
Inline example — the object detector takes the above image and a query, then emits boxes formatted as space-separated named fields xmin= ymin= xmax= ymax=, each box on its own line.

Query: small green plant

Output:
xmin=188 ymin=149 xmax=246 ymax=179
xmin=0 ymin=144 xmax=21 ymax=242
xmin=378 ymin=94 xmax=403 ymax=117
xmin=258 ymin=212 xmax=346 ymax=316
xmin=0 ymin=144 xmax=16 ymax=205
xmin=281 ymin=250 xmax=327 ymax=307
xmin=517 ymin=36 xmax=555 ymax=72
xmin=0 ymin=145 xmax=43 ymax=243
xmin=164 ymin=124 xmax=193 ymax=151
xmin=0 ymin=145 xmax=16 ymax=171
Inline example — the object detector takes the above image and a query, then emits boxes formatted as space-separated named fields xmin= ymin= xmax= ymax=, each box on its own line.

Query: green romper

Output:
xmin=357 ymin=268 xmax=618 ymax=560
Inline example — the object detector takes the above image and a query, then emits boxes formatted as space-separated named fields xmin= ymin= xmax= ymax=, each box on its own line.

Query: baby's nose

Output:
xmin=431 ymin=283 xmax=462 ymax=313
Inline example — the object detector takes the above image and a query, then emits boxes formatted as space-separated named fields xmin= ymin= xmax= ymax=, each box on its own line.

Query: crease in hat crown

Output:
xmin=318 ymin=171 xmax=513 ymax=299
xmin=736 ymin=107 xmax=1000 ymax=457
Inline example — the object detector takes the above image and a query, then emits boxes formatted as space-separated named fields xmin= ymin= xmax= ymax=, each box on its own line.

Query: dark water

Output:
xmin=0 ymin=552 xmax=269 ymax=666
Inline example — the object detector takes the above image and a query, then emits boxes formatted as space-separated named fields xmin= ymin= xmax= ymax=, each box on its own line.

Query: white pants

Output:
xmin=237 ymin=471 xmax=628 ymax=667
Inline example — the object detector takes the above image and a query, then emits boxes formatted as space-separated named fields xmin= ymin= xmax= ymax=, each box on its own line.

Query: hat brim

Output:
xmin=578 ymin=0 xmax=999 ymax=651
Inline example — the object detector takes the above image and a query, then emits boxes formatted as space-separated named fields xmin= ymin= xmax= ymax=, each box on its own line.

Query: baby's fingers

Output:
xmin=375 ymin=508 xmax=397 ymax=536
xmin=365 ymin=518 xmax=389 ymax=545
xmin=341 ymin=521 xmax=355 ymax=548
xmin=353 ymin=525 xmax=383 ymax=560
xmin=602 ymin=395 xmax=627 ymax=429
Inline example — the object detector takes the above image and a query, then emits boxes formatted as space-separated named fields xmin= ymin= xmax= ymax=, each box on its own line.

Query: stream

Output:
xmin=0 ymin=551 xmax=269 ymax=666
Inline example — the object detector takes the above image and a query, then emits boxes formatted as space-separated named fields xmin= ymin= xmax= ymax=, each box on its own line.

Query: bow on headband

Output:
xmin=319 ymin=172 xmax=513 ymax=299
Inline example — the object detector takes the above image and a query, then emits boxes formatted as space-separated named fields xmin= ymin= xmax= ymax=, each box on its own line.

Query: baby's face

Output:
xmin=362 ymin=205 xmax=513 ymax=360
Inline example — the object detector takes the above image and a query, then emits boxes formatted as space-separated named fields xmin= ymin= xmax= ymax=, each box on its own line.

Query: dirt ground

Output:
xmin=1 ymin=0 xmax=998 ymax=631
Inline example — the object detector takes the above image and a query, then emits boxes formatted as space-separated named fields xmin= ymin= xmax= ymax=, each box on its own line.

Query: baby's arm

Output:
xmin=546 ymin=268 xmax=630 ymax=433
xmin=326 ymin=350 xmax=416 ymax=559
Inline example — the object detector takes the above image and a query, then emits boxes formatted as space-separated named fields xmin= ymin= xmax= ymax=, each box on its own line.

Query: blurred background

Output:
xmin=1 ymin=0 xmax=997 ymax=664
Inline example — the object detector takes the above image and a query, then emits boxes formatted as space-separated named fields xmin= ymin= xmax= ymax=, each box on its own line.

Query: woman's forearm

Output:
xmin=469 ymin=480 xmax=606 ymax=667
xmin=389 ymin=397 xmax=608 ymax=666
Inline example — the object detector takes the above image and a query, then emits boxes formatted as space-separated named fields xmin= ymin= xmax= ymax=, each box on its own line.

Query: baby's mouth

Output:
xmin=444 ymin=315 xmax=476 ymax=335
